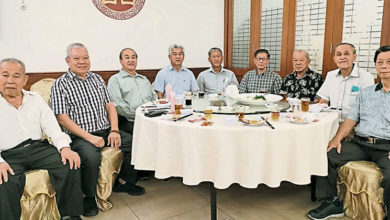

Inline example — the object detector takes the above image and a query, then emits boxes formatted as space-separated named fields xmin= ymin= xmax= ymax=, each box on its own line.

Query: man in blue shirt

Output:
xmin=308 ymin=45 xmax=390 ymax=220
xmin=154 ymin=44 xmax=199 ymax=98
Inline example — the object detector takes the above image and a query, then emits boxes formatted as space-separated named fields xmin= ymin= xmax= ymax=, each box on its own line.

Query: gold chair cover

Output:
xmin=30 ymin=78 xmax=56 ymax=105
xmin=97 ymin=147 xmax=123 ymax=211
xmin=338 ymin=161 xmax=385 ymax=220
xmin=21 ymin=170 xmax=60 ymax=220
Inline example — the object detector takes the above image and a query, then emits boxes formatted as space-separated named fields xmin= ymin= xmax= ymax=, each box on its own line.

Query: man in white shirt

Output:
xmin=0 ymin=58 xmax=83 ymax=220
xmin=317 ymin=43 xmax=375 ymax=121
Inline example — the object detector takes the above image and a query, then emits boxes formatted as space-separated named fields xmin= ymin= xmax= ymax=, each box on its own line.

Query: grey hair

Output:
xmin=336 ymin=42 xmax=356 ymax=54
xmin=0 ymin=58 xmax=26 ymax=73
xmin=66 ymin=43 xmax=88 ymax=57
xmin=208 ymin=47 xmax=223 ymax=57
xmin=294 ymin=49 xmax=310 ymax=59
xmin=168 ymin=44 xmax=185 ymax=55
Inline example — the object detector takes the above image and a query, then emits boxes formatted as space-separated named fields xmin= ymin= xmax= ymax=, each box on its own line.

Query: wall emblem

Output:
xmin=92 ymin=0 xmax=145 ymax=20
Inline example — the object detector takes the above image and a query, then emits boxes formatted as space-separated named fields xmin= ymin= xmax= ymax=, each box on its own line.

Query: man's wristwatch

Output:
xmin=110 ymin=130 xmax=120 ymax=134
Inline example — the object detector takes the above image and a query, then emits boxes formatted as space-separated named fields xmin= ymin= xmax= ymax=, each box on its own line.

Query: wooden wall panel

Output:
xmin=24 ymin=67 xmax=208 ymax=90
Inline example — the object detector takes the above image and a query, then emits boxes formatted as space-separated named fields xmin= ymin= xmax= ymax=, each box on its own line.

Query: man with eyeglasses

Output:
xmin=308 ymin=45 xmax=390 ymax=220
xmin=239 ymin=49 xmax=282 ymax=94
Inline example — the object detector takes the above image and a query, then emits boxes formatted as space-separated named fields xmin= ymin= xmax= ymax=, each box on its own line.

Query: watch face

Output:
xmin=92 ymin=0 xmax=146 ymax=20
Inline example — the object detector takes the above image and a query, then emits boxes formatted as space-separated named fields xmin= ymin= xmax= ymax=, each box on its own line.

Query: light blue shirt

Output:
xmin=197 ymin=67 xmax=239 ymax=94
xmin=154 ymin=64 xmax=199 ymax=97
xmin=348 ymin=83 xmax=390 ymax=140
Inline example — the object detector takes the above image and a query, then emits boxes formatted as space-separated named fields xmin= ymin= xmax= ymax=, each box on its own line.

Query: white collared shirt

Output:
xmin=316 ymin=64 xmax=374 ymax=120
xmin=0 ymin=90 xmax=71 ymax=163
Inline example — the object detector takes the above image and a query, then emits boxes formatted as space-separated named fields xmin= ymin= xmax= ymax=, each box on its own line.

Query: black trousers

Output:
xmin=118 ymin=114 xmax=135 ymax=135
xmin=70 ymin=129 xmax=137 ymax=198
xmin=323 ymin=137 xmax=390 ymax=218
xmin=0 ymin=140 xmax=83 ymax=220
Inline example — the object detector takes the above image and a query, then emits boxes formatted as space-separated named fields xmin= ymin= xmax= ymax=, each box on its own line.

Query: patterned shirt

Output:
xmin=348 ymin=83 xmax=390 ymax=141
xmin=239 ymin=69 xmax=282 ymax=94
xmin=50 ymin=69 xmax=111 ymax=133
xmin=280 ymin=69 xmax=323 ymax=101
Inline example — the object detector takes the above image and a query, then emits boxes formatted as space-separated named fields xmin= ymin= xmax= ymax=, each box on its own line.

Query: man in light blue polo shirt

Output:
xmin=197 ymin=47 xmax=238 ymax=94
xmin=154 ymin=44 xmax=198 ymax=98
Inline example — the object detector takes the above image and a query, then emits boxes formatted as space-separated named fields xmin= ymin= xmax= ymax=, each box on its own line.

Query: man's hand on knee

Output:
xmin=0 ymin=162 xmax=14 ymax=184
xmin=108 ymin=131 xmax=121 ymax=150
xmin=327 ymin=138 xmax=342 ymax=153
xmin=60 ymin=147 xmax=81 ymax=170
xmin=87 ymin=135 xmax=105 ymax=148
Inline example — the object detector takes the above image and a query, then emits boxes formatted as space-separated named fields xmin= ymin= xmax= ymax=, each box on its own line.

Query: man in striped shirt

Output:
xmin=50 ymin=43 xmax=145 ymax=217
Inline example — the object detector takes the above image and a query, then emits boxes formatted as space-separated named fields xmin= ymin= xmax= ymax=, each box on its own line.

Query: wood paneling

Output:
xmin=280 ymin=0 xmax=297 ymax=77
xmin=381 ymin=0 xmax=390 ymax=46
xmin=24 ymin=67 xmax=208 ymax=90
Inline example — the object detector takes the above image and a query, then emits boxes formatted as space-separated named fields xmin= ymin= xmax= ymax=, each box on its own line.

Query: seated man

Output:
xmin=307 ymin=45 xmax=390 ymax=220
xmin=0 ymin=58 xmax=83 ymax=220
xmin=316 ymin=43 xmax=374 ymax=121
xmin=108 ymin=48 xmax=157 ymax=134
xmin=50 ymin=43 xmax=145 ymax=217
xmin=197 ymin=47 xmax=238 ymax=94
xmin=154 ymin=44 xmax=199 ymax=98
xmin=280 ymin=49 xmax=323 ymax=101
xmin=239 ymin=49 xmax=282 ymax=94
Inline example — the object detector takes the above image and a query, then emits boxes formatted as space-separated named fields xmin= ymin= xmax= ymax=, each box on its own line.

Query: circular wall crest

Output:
xmin=92 ymin=0 xmax=145 ymax=20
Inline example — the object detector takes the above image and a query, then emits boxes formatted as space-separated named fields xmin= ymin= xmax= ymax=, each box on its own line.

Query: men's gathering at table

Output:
xmin=0 ymin=42 xmax=390 ymax=220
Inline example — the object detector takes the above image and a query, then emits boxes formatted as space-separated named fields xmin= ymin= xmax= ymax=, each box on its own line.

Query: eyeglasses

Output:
xmin=255 ymin=57 xmax=268 ymax=62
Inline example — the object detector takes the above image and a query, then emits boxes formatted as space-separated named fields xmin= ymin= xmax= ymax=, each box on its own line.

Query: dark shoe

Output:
xmin=83 ymin=197 xmax=99 ymax=217
xmin=307 ymin=198 xmax=344 ymax=220
xmin=113 ymin=181 xmax=145 ymax=196
xmin=127 ymin=184 xmax=145 ymax=196
xmin=61 ymin=216 xmax=82 ymax=220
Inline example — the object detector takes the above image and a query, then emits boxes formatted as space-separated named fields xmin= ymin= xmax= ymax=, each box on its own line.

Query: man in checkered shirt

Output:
xmin=239 ymin=49 xmax=282 ymax=94
xmin=50 ymin=43 xmax=145 ymax=217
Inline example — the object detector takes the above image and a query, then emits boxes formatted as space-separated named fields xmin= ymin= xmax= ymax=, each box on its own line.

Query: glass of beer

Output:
xmin=236 ymin=105 xmax=245 ymax=121
xmin=271 ymin=109 xmax=280 ymax=121
xmin=204 ymin=107 xmax=213 ymax=120
xmin=301 ymin=98 xmax=310 ymax=112
xmin=280 ymin=91 xmax=288 ymax=102
xmin=175 ymin=96 xmax=184 ymax=115
xmin=185 ymin=91 xmax=192 ymax=107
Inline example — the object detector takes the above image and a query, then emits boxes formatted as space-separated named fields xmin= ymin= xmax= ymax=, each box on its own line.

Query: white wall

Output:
xmin=0 ymin=0 xmax=224 ymax=72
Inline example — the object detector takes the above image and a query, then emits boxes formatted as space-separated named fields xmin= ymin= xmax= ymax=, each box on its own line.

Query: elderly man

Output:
xmin=197 ymin=47 xmax=238 ymax=94
xmin=50 ymin=43 xmax=144 ymax=217
xmin=239 ymin=49 xmax=282 ymax=94
xmin=317 ymin=43 xmax=374 ymax=121
xmin=108 ymin=48 xmax=157 ymax=134
xmin=154 ymin=44 xmax=199 ymax=98
xmin=308 ymin=45 xmax=390 ymax=220
xmin=280 ymin=50 xmax=323 ymax=101
xmin=0 ymin=58 xmax=83 ymax=220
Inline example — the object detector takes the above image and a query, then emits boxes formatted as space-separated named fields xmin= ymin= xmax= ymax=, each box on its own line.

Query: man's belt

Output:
xmin=3 ymin=139 xmax=41 ymax=153
xmin=356 ymin=135 xmax=390 ymax=144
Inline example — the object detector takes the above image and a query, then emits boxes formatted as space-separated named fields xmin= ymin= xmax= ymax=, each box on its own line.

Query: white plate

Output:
xmin=241 ymin=119 xmax=266 ymax=127
xmin=289 ymin=117 xmax=311 ymax=124
xmin=234 ymin=93 xmax=282 ymax=106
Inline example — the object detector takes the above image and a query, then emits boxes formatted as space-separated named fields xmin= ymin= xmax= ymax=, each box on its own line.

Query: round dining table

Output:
xmin=131 ymin=97 xmax=339 ymax=220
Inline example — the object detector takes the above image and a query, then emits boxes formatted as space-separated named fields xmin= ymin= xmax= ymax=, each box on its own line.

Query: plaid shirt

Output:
xmin=280 ymin=69 xmax=323 ymax=101
xmin=239 ymin=69 xmax=282 ymax=94
xmin=50 ymin=70 xmax=111 ymax=133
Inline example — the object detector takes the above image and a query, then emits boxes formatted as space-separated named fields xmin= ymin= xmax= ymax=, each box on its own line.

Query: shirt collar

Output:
xmin=375 ymin=82 xmax=383 ymax=91
xmin=168 ymin=64 xmax=184 ymax=72
xmin=256 ymin=68 xmax=269 ymax=75
xmin=209 ymin=66 xmax=225 ymax=74
xmin=119 ymin=69 xmax=142 ymax=78
xmin=0 ymin=89 xmax=32 ymax=107
xmin=293 ymin=68 xmax=312 ymax=78
xmin=337 ymin=63 xmax=359 ymax=78
xmin=67 ymin=69 xmax=92 ymax=80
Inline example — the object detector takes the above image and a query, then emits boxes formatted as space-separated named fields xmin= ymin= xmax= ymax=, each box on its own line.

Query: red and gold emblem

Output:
xmin=92 ymin=0 xmax=145 ymax=20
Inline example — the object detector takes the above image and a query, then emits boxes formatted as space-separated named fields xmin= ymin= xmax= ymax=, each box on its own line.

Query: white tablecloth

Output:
xmin=132 ymin=109 xmax=339 ymax=189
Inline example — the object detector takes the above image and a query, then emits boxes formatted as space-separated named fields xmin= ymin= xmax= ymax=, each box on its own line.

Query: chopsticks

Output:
xmin=261 ymin=116 xmax=275 ymax=129
xmin=173 ymin=113 xmax=193 ymax=122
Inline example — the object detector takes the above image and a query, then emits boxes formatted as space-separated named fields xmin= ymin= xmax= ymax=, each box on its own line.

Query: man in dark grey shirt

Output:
xmin=308 ymin=45 xmax=390 ymax=220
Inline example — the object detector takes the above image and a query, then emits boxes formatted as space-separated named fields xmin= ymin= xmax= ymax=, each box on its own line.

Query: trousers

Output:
xmin=0 ymin=140 xmax=83 ymax=220
xmin=322 ymin=137 xmax=390 ymax=218
xmin=70 ymin=129 xmax=137 ymax=198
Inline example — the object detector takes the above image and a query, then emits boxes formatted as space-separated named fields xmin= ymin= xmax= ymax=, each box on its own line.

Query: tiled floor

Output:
xmin=86 ymin=177 xmax=351 ymax=220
